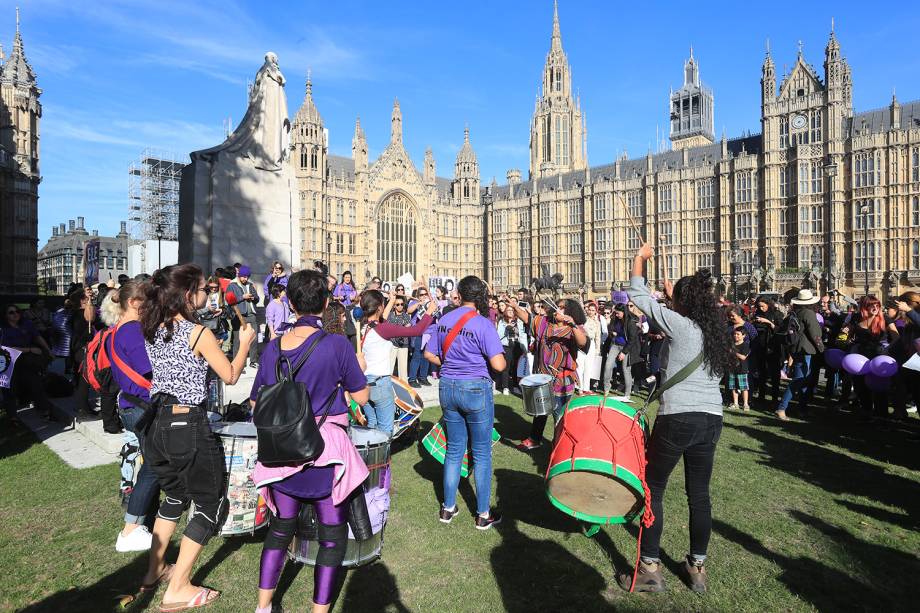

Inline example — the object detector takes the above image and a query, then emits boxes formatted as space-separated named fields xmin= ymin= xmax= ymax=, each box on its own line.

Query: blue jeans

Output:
xmin=408 ymin=342 xmax=429 ymax=382
xmin=440 ymin=377 xmax=495 ymax=515
xmin=777 ymin=354 xmax=812 ymax=411
xmin=119 ymin=404 xmax=161 ymax=525
xmin=363 ymin=375 xmax=395 ymax=435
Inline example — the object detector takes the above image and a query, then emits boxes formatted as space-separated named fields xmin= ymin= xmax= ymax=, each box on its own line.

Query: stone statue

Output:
xmin=179 ymin=52 xmax=300 ymax=280
xmin=222 ymin=52 xmax=290 ymax=171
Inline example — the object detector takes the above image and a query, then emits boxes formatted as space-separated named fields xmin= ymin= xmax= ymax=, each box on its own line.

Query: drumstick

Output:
xmin=618 ymin=194 xmax=645 ymax=244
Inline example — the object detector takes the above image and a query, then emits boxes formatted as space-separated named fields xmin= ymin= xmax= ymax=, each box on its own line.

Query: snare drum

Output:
xmin=289 ymin=426 xmax=391 ymax=568
xmin=349 ymin=426 xmax=391 ymax=491
xmin=520 ymin=373 xmax=554 ymax=416
xmin=207 ymin=421 xmax=269 ymax=536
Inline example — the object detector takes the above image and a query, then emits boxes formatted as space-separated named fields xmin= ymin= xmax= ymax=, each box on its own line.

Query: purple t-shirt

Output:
xmin=250 ymin=330 xmax=366 ymax=415
xmin=0 ymin=319 xmax=38 ymax=347
xmin=110 ymin=321 xmax=153 ymax=409
xmin=425 ymin=306 xmax=503 ymax=380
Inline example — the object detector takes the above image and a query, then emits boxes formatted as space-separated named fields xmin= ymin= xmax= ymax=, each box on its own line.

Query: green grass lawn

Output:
xmin=1 ymin=396 xmax=918 ymax=612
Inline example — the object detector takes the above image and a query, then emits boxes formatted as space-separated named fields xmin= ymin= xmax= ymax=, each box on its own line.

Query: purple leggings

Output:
xmin=259 ymin=487 xmax=347 ymax=605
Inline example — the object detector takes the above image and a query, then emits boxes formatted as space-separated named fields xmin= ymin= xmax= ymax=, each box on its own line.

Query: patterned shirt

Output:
xmin=529 ymin=314 xmax=582 ymax=397
xmin=147 ymin=319 xmax=208 ymax=405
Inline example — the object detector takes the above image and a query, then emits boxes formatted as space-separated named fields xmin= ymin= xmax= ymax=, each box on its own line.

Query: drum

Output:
xmin=545 ymin=394 xmax=649 ymax=525
xmin=349 ymin=426 xmax=391 ymax=491
xmin=289 ymin=427 xmax=391 ymax=568
xmin=209 ymin=421 xmax=269 ymax=536
xmin=392 ymin=377 xmax=424 ymax=438
xmin=521 ymin=373 xmax=554 ymax=416
xmin=422 ymin=422 xmax=501 ymax=478
xmin=348 ymin=397 xmax=366 ymax=425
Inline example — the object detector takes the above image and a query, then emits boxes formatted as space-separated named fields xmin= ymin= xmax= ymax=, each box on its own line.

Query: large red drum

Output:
xmin=545 ymin=394 xmax=650 ymax=525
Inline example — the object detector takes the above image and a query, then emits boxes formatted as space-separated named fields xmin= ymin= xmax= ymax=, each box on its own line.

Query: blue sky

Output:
xmin=11 ymin=0 xmax=920 ymax=246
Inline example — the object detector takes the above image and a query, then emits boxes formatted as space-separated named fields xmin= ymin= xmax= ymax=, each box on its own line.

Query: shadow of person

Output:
xmin=337 ymin=561 xmax=410 ymax=613
xmin=490 ymin=469 xmax=611 ymax=612
xmin=412 ymin=419 xmax=479 ymax=513
xmin=714 ymin=513 xmax=918 ymax=611
xmin=17 ymin=554 xmax=156 ymax=613
xmin=191 ymin=532 xmax=262 ymax=586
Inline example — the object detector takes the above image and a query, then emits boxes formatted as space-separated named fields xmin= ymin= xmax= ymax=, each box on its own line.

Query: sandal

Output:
xmin=159 ymin=587 xmax=220 ymax=612
xmin=140 ymin=563 xmax=175 ymax=593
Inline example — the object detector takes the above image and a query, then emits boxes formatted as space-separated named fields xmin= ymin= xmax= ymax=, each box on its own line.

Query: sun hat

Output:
xmin=790 ymin=289 xmax=820 ymax=305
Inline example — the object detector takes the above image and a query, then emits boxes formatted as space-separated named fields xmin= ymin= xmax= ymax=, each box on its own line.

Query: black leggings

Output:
xmin=641 ymin=412 xmax=722 ymax=562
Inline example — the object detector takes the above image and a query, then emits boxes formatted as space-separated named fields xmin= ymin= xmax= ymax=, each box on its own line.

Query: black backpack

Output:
xmin=779 ymin=310 xmax=805 ymax=352
xmin=252 ymin=332 xmax=339 ymax=466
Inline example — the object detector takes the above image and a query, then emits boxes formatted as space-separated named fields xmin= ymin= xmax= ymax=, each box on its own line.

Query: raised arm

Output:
xmin=508 ymin=297 xmax=531 ymax=325
xmin=194 ymin=323 xmax=254 ymax=385
xmin=625 ymin=243 xmax=690 ymax=338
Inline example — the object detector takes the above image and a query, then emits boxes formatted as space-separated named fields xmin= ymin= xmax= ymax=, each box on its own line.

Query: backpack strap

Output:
xmin=275 ymin=330 xmax=327 ymax=381
xmin=108 ymin=323 xmax=152 ymax=390
xmin=647 ymin=350 xmax=704 ymax=405
xmin=440 ymin=309 xmax=478 ymax=360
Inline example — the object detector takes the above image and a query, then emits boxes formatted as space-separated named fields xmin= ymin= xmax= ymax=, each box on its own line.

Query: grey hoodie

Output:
xmin=627 ymin=276 xmax=723 ymax=416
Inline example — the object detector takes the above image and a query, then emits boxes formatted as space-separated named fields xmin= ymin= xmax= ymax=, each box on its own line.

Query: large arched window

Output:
xmin=376 ymin=192 xmax=417 ymax=282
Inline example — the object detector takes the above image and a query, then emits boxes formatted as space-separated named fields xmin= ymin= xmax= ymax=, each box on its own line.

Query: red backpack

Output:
xmin=83 ymin=327 xmax=116 ymax=392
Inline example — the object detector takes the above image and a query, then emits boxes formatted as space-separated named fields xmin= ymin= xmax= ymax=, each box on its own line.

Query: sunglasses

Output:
xmin=273 ymin=266 xmax=283 ymax=271
xmin=7 ymin=309 xmax=19 ymax=315
xmin=207 ymin=285 xmax=219 ymax=290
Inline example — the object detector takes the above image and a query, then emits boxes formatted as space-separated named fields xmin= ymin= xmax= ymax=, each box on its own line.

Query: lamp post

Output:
xmin=859 ymin=202 xmax=870 ymax=297
xmin=482 ymin=188 xmax=493 ymax=282
xmin=155 ymin=221 xmax=164 ymax=271
xmin=752 ymin=251 xmax=761 ymax=294
xmin=767 ymin=251 xmax=776 ymax=293
xmin=824 ymin=161 xmax=838 ymax=291
xmin=730 ymin=243 xmax=741 ymax=304
xmin=517 ymin=221 xmax=525 ymax=289
xmin=811 ymin=246 xmax=822 ymax=291
xmin=326 ymin=232 xmax=333 ymax=276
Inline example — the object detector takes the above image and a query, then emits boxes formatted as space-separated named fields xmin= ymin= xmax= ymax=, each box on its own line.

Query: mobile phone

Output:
xmin=519 ymin=301 xmax=529 ymax=309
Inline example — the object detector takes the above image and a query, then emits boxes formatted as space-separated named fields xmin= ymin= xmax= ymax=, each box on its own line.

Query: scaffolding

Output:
xmin=128 ymin=148 xmax=185 ymax=241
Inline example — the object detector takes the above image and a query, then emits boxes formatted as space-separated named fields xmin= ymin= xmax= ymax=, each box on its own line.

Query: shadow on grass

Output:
xmin=17 ymin=554 xmax=156 ymax=613
xmin=0 ymin=425 xmax=35 ymax=459
xmin=724 ymin=419 xmax=919 ymax=519
xmin=412 ymin=419 xmax=477 ymax=512
xmin=714 ymin=512 xmax=919 ymax=611
xmin=338 ymin=561 xmax=410 ymax=612
xmin=491 ymin=469 xmax=610 ymax=612
xmin=494 ymin=400 xmax=552 ymax=474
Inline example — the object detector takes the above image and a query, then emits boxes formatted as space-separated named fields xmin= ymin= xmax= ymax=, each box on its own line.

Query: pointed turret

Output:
xmin=1 ymin=7 xmax=37 ymax=87
xmin=453 ymin=125 xmax=479 ymax=204
xmin=352 ymin=116 xmax=367 ymax=172
xmin=424 ymin=147 xmax=436 ymax=186
xmin=890 ymin=91 xmax=901 ymax=130
xmin=762 ymin=39 xmax=776 ymax=103
xmin=293 ymin=70 xmax=323 ymax=126
xmin=390 ymin=98 xmax=403 ymax=145
xmin=291 ymin=71 xmax=326 ymax=177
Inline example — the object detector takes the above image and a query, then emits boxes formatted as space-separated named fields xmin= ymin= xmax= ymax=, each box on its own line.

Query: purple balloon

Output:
xmin=825 ymin=348 xmax=845 ymax=370
xmin=816 ymin=314 xmax=825 ymax=326
xmin=842 ymin=353 xmax=870 ymax=376
xmin=868 ymin=355 xmax=898 ymax=378
xmin=865 ymin=372 xmax=891 ymax=392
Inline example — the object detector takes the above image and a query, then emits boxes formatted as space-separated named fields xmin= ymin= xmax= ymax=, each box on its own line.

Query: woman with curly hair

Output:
xmin=620 ymin=243 xmax=736 ymax=594
xmin=509 ymin=293 xmax=588 ymax=451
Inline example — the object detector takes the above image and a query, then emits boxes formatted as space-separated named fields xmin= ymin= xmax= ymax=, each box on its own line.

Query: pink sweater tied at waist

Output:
xmin=251 ymin=413 xmax=369 ymax=513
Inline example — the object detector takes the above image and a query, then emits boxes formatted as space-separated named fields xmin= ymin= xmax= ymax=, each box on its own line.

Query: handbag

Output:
xmin=252 ymin=332 xmax=338 ymax=466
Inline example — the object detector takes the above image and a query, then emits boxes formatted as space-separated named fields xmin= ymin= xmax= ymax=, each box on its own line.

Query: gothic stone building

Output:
xmin=0 ymin=10 xmax=41 ymax=295
xmin=301 ymin=3 xmax=919 ymax=299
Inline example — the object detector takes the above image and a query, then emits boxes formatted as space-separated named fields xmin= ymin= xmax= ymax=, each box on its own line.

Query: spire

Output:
xmin=354 ymin=116 xmax=365 ymax=140
xmin=825 ymin=19 xmax=840 ymax=57
xmin=293 ymin=69 xmax=322 ymax=126
xmin=390 ymin=97 xmax=403 ymax=145
xmin=551 ymin=0 xmax=563 ymax=52
xmin=456 ymin=124 xmax=477 ymax=164
xmin=463 ymin=123 xmax=470 ymax=144
xmin=1 ymin=6 xmax=36 ymax=85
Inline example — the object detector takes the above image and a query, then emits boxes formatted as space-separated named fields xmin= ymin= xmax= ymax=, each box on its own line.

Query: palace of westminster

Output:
xmin=294 ymin=2 xmax=920 ymax=298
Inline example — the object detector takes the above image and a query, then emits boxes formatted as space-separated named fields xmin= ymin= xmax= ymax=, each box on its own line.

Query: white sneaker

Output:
xmin=614 ymin=395 xmax=633 ymax=403
xmin=116 ymin=525 xmax=152 ymax=552
xmin=502 ymin=389 xmax=510 ymax=395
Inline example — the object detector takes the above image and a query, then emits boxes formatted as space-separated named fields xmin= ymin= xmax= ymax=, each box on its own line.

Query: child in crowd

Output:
xmin=729 ymin=328 xmax=751 ymax=411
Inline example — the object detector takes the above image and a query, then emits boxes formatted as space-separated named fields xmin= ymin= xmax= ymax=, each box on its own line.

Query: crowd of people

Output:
xmin=1 ymin=249 xmax=919 ymax=610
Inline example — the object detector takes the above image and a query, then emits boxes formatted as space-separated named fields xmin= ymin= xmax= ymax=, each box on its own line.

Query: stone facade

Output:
xmin=188 ymin=4 xmax=919 ymax=300
xmin=0 ymin=9 xmax=41 ymax=295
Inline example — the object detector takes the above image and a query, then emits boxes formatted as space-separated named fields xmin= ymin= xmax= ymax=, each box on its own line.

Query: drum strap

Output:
xmin=645 ymin=350 xmax=704 ymax=407
xmin=440 ymin=309 xmax=478 ymax=360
